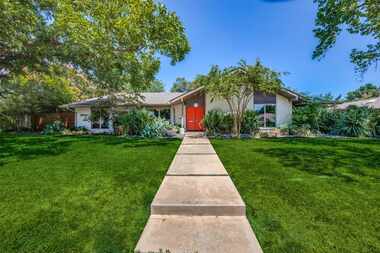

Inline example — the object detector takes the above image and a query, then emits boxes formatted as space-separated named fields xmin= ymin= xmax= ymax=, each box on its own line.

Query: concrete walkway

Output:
xmin=135 ymin=132 xmax=263 ymax=253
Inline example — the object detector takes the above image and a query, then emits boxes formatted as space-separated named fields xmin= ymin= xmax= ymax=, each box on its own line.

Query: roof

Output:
xmin=335 ymin=96 xmax=380 ymax=110
xmin=64 ymin=92 xmax=183 ymax=108
xmin=170 ymin=86 xmax=301 ymax=104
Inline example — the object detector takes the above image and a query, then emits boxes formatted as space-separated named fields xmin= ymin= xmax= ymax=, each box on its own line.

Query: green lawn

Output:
xmin=0 ymin=134 xmax=180 ymax=253
xmin=212 ymin=138 xmax=380 ymax=253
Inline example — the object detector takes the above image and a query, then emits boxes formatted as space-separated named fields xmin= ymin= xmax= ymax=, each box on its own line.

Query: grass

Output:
xmin=0 ymin=134 xmax=180 ymax=253
xmin=211 ymin=137 xmax=380 ymax=253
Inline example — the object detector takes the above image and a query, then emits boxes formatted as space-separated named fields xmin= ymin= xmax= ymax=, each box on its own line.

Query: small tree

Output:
xmin=202 ymin=60 xmax=282 ymax=138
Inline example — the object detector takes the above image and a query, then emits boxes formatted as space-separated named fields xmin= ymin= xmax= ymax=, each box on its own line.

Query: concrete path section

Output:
xmin=177 ymin=143 xmax=216 ymax=154
xmin=151 ymin=176 xmax=245 ymax=216
xmin=136 ymin=215 xmax=263 ymax=253
xmin=135 ymin=132 xmax=263 ymax=253
xmin=167 ymin=154 xmax=228 ymax=176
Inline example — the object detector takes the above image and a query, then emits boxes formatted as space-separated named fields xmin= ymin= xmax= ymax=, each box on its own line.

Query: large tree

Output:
xmin=313 ymin=0 xmax=380 ymax=73
xmin=145 ymin=79 xmax=165 ymax=92
xmin=0 ymin=0 xmax=190 ymax=92
xmin=201 ymin=60 xmax=282 ymax=138
xmin=346 ymin=83 xmax=380 ymax=100
xmin=170 ymin=77 xmax=193 ymax=92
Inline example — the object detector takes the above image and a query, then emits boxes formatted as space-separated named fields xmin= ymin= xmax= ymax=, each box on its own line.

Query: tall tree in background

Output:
xmin=346 ymin=83 xmax=380 ymax=100
xmin=170 ymin=77 xmax=193 ymax=92
xmin=0 ymin=0 xmax=190 ymax=93
xmin=145 ymin=80 xmax=165 ymax=92
xmin=313 ymin=0 xmax=379 ymax=73
xmin=201 ymin=60 xmax=282 ymax=138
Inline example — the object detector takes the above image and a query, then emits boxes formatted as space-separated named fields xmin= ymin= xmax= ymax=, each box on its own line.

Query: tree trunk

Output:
xmin=232 ymin=115 xmax=241 ymax=139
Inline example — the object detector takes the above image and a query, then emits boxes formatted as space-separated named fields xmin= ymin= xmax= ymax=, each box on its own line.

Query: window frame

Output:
xmin=254 ymin=103 xmax=277 ymax=128
xmin=91 ymin=108 xmax=110 ymax=129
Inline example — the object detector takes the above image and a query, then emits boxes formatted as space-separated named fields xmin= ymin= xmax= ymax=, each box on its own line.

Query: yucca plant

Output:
xmin=337 ymin=106 xmax=372 ymax=137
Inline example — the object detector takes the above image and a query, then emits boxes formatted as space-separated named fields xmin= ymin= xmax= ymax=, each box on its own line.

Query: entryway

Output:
xmin=186 ymin=106 xmax=204 ymax=131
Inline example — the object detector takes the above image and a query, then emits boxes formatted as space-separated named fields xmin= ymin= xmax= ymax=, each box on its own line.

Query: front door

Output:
xmin=186 ymin=106 xmax=204 ymax=131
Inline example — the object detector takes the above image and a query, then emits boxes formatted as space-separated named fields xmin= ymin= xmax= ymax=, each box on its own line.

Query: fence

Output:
xmin=32 ymin=112 xmax=75 ymax=131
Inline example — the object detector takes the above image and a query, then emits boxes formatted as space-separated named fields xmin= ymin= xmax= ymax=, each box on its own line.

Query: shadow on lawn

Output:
xmin=89 ymin=136 xmax=180 ymax=149
xmin=254 ymin=143 xmax=380 ymax=182
xmin=0 ymin=135 xmax=76 ymax=166
xmin=0 ymin=134 xmax=180 ymax=166
xmin=264 ymin=137 xmax=380 ymax=148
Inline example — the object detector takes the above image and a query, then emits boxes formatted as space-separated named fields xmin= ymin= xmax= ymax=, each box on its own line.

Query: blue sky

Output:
xmin=157 ymin=0 xmax=379 ymax=97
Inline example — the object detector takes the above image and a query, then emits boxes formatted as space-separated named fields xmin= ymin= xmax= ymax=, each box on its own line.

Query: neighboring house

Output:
xmin=64 ymin=87 xmax=300 ymax=133
xmin=335 ymin=96 xmax=380 ymax=110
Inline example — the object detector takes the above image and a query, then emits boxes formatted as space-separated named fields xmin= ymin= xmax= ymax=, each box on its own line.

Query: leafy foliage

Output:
xmin=1 ymin=0 xmax=190 ymax=92
xmin=141 ymin=117 xmax=171 ymax=138
xmin=337 ymin=106 xmax=373 ymax=137
xmin=42 ymin=120 xmax=64 ymax=135
xmin=145 ymin=80 xmax=165 ymax=92
xmin=241 ymin=110 xmax=259 ymax=134
xmin=118 ymin=109 xmax=152 ymax=136
xmin=292 ymin=102 xmax=379 ymax=137
xmin=203 ymin=110 xmax=233 ymax=136
xmin=170 ymin=77 xmax=193 ymax=92
xmin=204 ymin=110 xmax=258 ymax=136
xmin=346 ymin=83 xmax=380 ymax=100
xmin=117 ymin=109 xmax=172 ymax=137
xmin=200 ymin=60 xmax=282 ymax=137
xmin=0 ymin=65 xmax=96 ymax=130
xmin=313 ymin=0 xmax=380 ymax=73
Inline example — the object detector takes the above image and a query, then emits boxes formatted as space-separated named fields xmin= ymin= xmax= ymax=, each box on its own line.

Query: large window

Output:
xmin=254 ymin=92 xmax=276 ymax=128
xmin=91 ymin=109 xmax=110 ymax=129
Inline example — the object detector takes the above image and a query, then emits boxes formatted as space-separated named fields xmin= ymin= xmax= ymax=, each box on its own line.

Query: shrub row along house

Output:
xmin=64 ymin=87 xmax=301 ymax=133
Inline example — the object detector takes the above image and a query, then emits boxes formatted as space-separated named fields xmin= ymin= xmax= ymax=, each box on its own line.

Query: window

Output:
xmin=80 ymin=114 xmax=89 ymax=121
xmin=254 ymin=92 xmax=276 ymax=128
xmin=160 ymin=109 xmax=171 ymax=120
xmin=91 ymin=109 xmax=110 ymax=129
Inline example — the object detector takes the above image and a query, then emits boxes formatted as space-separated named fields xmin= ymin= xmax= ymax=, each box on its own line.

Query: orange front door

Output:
xmin=186 ymin=106 xmax=204 ymax=131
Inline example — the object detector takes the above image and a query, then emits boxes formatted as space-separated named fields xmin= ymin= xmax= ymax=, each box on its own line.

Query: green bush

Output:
xmin=117 ymin=109 xmax=172 ymax=137
xmin=292 ymin=103 xmax=324 ymax=132
xmin=241 ymin=110 xmax=259 ymax=134
xmin=292 ymin=103 xmax=378 ymax=137
xmin=318 ymin=109 xmax=339 ymax=134
xmin=118 ymin=109 xmax=153 ymax=136
xmin=336 ymin=106 xmax=373 ymax=137
xmin=204 ymin=110 xmax=258 ymax=136
xmin=203 ymin=110 xmax=233 ymax=136
xmin=43 ymin=120 xmax=64 ymax=135
xmin=142 ymin=117 xmax=171 ymax=138
xmin=369 ymin=110 xmax=380 ymax=136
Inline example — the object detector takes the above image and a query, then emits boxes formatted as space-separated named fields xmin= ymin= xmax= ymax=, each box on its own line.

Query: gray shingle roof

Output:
xmin=335 ymin=96 xmax=380 ymax=110
xmin=64 ymin=92 xmax=183 ymax=108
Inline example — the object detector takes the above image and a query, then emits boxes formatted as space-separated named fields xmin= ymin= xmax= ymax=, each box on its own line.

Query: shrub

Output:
xmin=292 ymin=103 xmax=322 ymax=132
xmin=318 ymin=109 xmax=339 ymax=134
xmin=336 ymin=106 xmax=372 ymax=137
xmin=203 ymin=110 xmax=233 ymax=136
xmin=117 ymin=109 xmax=173 ymax=137
xmin=241 ymin=110 xmax=259 ymax=134
xmin=142 ymin=117 xmax=171 ymax=138
xmin=118 ymin=109 xmax=153 ymax=136
xmin=369 ymin=110 xmax=380 ymax=136
xmin=43 ymin=120 xmax=64 ymax=135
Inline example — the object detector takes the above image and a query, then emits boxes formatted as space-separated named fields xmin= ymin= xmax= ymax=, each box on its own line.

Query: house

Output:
xmin=335 ymin=96 xmax=380 ymax=110
xmin=64 ymin=87 xmax=300 ymax=133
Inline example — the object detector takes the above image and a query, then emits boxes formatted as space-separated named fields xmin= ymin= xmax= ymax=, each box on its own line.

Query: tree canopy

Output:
xmin=0 ymin=0 xmax=190 ymax=92
xmin=170 ymin=77 xmax=192 ymax=92
xmin=145 ymin=80 xmax=165 ymax=92
xmin=313 ymin=0 xmax=380 ymax=73
xmin=200 ymin=60 xmax=283 ymax=137
xmin=346 ymin=83 xmax=380 ymax=100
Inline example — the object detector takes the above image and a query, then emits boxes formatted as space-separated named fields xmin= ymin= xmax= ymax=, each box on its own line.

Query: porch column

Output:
xmin=181 ymin=99 xmax=185 ymax=129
